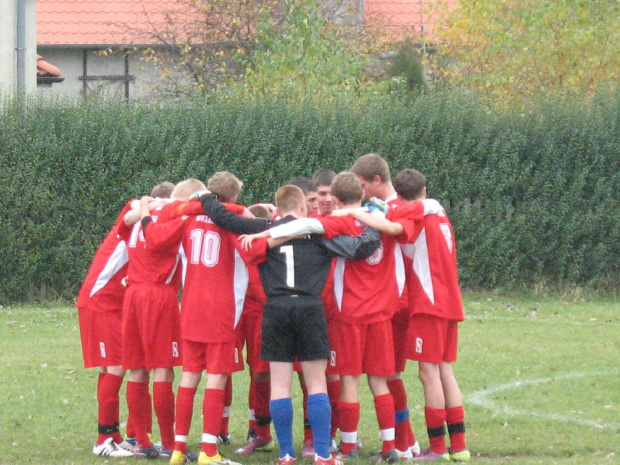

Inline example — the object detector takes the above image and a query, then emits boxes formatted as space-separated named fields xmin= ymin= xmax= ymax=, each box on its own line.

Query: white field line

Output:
xmin=464 ymin=314 xmax=604 ymax=325
xmin=467 ymin=370 xmax=620 ymax=430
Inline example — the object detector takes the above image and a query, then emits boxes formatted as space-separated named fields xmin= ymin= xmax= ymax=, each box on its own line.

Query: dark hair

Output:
xmin=287 ymin=176 xmax=318 ymax=195
xmin=312 ymin=169 xmax=336 ymax=188
xmin=394 ymin=169 xmax=426 ymax=200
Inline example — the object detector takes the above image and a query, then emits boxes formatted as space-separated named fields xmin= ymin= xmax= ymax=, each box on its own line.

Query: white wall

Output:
xmin=0 ymin=0 xmax=37 ymax=95
xmin=36 ymin=46 xmax=164 ymax=99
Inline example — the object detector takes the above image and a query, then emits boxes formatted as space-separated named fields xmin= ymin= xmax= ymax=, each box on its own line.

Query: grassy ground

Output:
xmin=0 ymin=292 xmax=618 ymax=464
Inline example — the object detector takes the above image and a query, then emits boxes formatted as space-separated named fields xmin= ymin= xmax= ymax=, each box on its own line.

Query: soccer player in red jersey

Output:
xmin=340 ymin=169 xmax=470 ymax=462
xmin=234 ymin=204 xmax=274 ymax=456
xmin=119 ymin=179 xmax=204 ymax=459
xmin=350 ymin=154 xmax=420 ymax=459
xmin=140 ymin=172 xmax=268 ymax=465
xmin=311 ymin=170 xmax=336 ymax=217
xmin=78 ymin=181 xmax=174 ymax=458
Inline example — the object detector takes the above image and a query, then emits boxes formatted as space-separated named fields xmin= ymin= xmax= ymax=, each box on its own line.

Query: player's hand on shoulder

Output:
xmin=189 ymin=190 xmax=211 ymax=201
xmin=364 ymin=197 xmax=389 ymax=215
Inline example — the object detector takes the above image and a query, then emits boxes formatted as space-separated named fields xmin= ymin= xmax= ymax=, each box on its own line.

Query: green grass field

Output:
xmin=0 ymin=292 xmax=618 ymax=464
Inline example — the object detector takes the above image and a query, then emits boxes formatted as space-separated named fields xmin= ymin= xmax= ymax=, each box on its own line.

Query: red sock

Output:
xmin=254 ymin=379 xmax=272 ymax=441
xmin=374 ymin=394 xmax=396 ymax=454
xmin=248 ymin=378 xmax=257 ymax=434
xmin=174 ymin=386 xmax=197 ymax=454
xmin=126 ymin=381 xmax=152 ymax=448
xmin=327 ymin=379 xmax=341 ymax=437
xmin=446 ymin=406 xmax=467 ymax=452
xmin=153 ymin=381 xmax=175 ymax=450
xmin=424 ymin=407 xmax=447 ymax=454
xmin=202 ymin=388 xmax=225 ymax=456
xmin=387 ymin=378 xmax=416 ymax=450
xmin=301 ymin=380 xmax=313 ymax=442
xmin=338 ymin=402 xmax=360 ymax=455
xmin=97 ymin=373 xmax=124 ymax=444
xmin=220 ymin=377 xmax=233 ymax=435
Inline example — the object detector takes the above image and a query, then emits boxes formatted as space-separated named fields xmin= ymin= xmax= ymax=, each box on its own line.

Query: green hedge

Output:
xmin=0 ymin=91 xmax=618 ymax=303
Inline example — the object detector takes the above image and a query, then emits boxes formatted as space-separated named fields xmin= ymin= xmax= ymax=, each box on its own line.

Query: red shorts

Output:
xmin=239 ymin=313 xmax=269 ymax=374
xmin=78 ymin=306 xmax=122 ymax=368
xmin=391 ymin=309 xmax=410 ymax=373
xmin=182 ymin=339 xmax=245 ymax=374
xmin=407 ymin=313 xmax=459 ymax=364
xmin=327 ymin=319 xmax=395 ymax=377
xmin=122 ymin=284 xmax=182 ymax=370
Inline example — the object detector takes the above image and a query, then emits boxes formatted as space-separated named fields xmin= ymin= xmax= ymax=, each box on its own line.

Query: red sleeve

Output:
xmin=113 ymin=200 xmax=136 ymax=240
xmin=316 ymin=216 xmax=351 ymax=239
xmin=173 ymin=201 xmax=245 ymax=218
xmin=224 ymin=203 xmax=246 ymax=215
xmin=143 ymin=217 xmax=186 ymax=252
xmin=390 ymin=202 xmax=425 ymax=243
xmin=233 ymin=236 xmax=269 ymax=267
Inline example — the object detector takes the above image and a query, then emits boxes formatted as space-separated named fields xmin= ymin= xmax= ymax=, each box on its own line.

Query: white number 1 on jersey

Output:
xmin=280 ymin=245 xmax=295 ymax=287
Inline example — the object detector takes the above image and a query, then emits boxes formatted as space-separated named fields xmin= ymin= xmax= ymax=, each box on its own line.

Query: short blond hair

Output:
xmin=331 ymin=172 xmax=364 ymax=205
xmin=172 ymin=178 xmax=207 ymax=200
xmin=207 ymin=171 xmax=243 ymax=202
xmin=275 ymin=185 xmax=306 ymax=215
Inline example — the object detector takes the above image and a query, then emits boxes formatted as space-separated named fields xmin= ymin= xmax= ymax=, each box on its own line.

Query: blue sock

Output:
xmin=307 ymin=393 xmax=331 ymax=459
xmin=270 ymin=398 xmax=295 ymax=458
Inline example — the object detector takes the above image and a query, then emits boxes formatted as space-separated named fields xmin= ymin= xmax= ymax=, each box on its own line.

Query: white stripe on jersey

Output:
xmin=164 ymin=254 xmax=181 ymax=285
xmin=393 ymin=243 xmax=406 ymax=298
xmin=90 ymin=241 xmax=129 ymax=298
xmin=333 ymin=257 xmax=346 ymax=311
xmin=233 ymin=249 xmax=249 ymax=329
xmin=409 ymin=228 xmax=435 ymax=305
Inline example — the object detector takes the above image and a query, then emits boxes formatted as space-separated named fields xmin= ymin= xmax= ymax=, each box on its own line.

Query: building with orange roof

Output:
xmin=35 ymin=0 xmax=457 ymax=98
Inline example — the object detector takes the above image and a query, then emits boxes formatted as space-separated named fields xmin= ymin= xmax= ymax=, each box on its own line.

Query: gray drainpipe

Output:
xmin=16 ymin=0 xmax=26 ymax=95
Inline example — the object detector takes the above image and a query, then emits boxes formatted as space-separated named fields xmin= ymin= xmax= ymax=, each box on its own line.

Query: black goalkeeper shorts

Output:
xmin=261 ymin=295 xmax=330 ymax=362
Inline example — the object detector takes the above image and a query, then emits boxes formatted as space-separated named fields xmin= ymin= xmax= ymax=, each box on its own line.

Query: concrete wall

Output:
xmin=36 ymin=46 xmax=163 ymax=99
xmin=1 ymin=0 xmax=37 ymax=95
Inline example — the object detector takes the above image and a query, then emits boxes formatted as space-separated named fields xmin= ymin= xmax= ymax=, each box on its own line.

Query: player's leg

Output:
xmin=300 ymin=359 xmax=332 ymax=461
xmin=368 ymin=375 xmax=397 ymax=460
xmin=270 ymin=362 xmax=296 ymax=460
xmin=171 ymin=370 xmax=202 ymax=464
xmin=199 ymin=338 xmax=244 ymax=465
xmin=365 ymin=321 xmax=398 ymax=462
xmin=152 ymin=367 xmax=175 ymax=453
xmin=440 ymin=320 xmax=469 ymax=462
xmin=127 ymin=367 xmax=158 ymax=457
xmin=218 ymin=376 xmax=233 ymax=444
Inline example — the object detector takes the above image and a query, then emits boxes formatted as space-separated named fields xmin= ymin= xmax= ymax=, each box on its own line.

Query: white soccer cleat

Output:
xmin=92 ymin=437 xmax=134 ymax=457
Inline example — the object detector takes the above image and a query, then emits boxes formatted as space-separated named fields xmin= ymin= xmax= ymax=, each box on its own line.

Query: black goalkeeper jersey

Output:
xmin=258 ymin=217 xmax=336 ymax=298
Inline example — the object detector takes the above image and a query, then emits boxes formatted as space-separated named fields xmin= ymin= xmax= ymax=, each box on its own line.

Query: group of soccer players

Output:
xmin=77 ymin=153 xmax=470 ymax=465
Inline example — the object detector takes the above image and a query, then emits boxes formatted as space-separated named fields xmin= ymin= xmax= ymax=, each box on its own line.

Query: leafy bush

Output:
xmin=0 ymin=89 xmax=618 ymax=303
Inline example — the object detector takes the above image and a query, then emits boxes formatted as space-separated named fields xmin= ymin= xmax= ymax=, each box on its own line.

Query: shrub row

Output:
xmin=0 ymin=91 xmax=618 ymax=302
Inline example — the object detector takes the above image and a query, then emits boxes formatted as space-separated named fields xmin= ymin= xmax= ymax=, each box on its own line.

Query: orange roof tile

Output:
xmin=37 ymin=0 xmax=179 ymax=45
xmin=37 ymin=0 xmax=459 ymax=46
xmin=364 ymin=0 xmax=459 ymax=40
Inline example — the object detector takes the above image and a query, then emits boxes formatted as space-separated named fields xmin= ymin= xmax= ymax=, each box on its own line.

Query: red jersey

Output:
xmin=76 ymin=201 xmax=133 ymax=313
xmin=144 ymin=214 xmax=263 ymax=343
xmin=243 ymin=264 xmax=267 ymax=318
xmin=318 ymin=215 xmax=402 ymax=324
xmin=124 ymin=205 xmax=183 ymax=288
xmin=396 ymin=205 xmax=464 ymax=321
xmin=385 ymin=195 xmax=408 ymax=309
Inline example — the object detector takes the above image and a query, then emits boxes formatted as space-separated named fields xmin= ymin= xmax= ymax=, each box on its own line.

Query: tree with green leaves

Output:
xmin=238 ymin=0 xmax=368 ymax=101
xmin=428 ymin=0 xmax=620 ymax=101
